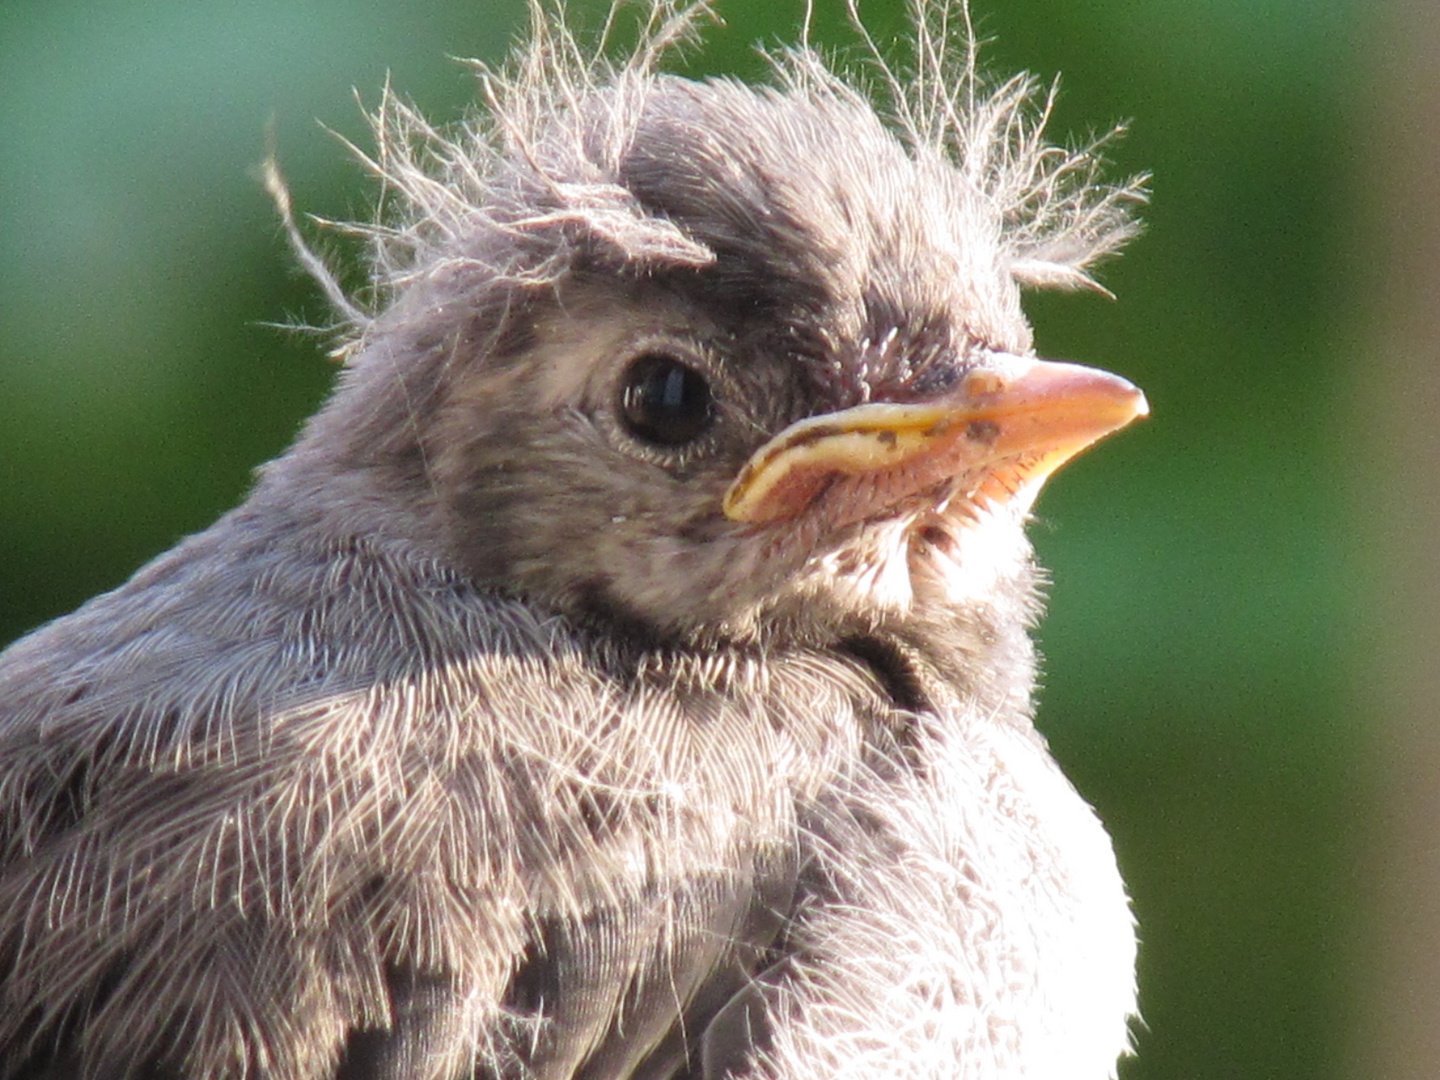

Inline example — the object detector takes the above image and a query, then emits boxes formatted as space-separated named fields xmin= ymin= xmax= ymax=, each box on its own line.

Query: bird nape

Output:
xmin=0 ymin=1 xmax=1148 ymax=1078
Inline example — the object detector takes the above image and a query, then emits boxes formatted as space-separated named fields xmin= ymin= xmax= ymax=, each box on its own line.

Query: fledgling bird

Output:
xmin=0 ymin=1 xmax=1149 ymax=1078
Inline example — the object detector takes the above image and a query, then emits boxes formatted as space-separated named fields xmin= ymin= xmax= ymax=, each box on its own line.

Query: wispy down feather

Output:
xmin=269 ymin=0 xmax=1145 ymax=358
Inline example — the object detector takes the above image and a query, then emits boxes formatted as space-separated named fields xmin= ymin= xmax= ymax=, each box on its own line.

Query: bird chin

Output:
xmin=812 ymin=469 xmax=1044 ymax=616
xmin=911 ymin=495 xmax=1037 ymax=610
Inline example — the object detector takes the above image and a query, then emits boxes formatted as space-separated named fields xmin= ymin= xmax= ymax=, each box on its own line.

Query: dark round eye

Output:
xmin=618 ymin=353 xmax=715 ymax=447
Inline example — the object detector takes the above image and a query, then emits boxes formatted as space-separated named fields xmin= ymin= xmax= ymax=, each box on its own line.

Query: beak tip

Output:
xmin=1131 ymin=387 xmax=1151 ymax=420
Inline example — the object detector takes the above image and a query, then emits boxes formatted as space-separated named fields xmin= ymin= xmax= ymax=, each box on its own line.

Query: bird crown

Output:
xmin=267 ymin=0 xmax=1146 ymax=361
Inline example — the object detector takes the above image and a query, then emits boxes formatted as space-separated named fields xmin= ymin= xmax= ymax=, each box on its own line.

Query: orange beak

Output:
xmin=722 ymin=355 xmax=1148 ymax=527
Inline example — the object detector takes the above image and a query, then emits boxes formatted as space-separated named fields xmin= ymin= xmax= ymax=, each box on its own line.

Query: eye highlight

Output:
xmin=618 ymin=354 xmax=715 ymax=447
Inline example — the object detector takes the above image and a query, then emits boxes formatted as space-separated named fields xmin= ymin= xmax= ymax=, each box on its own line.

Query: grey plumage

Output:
xmin=0 ymin=2 xmax=1146 ymax=1078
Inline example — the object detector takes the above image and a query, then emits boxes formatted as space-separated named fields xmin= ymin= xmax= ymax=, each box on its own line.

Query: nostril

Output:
xmin=963 ymin=371 xmax=1006 ymax=398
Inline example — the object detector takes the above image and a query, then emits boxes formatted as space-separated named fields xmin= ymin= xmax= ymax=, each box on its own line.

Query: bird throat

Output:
xmin=810 ymin=477 xmax=1039 ymax=617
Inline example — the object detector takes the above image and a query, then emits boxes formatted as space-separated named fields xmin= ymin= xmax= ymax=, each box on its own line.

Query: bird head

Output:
xmin=272 ymin=1 xmax=1147 ymax=667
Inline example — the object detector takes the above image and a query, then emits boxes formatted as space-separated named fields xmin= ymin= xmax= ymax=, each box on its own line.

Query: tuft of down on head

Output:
xmin=273 ymin=0 xmax=1143 ymax=349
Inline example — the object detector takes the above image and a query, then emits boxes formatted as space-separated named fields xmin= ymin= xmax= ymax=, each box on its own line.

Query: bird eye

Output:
xmin=618 ymin=353 xmax=715 ymax=447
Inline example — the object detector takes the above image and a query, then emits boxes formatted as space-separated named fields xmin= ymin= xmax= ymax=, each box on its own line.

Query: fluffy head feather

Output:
xmin=277 ymin=0 xmax=1143 ymax=344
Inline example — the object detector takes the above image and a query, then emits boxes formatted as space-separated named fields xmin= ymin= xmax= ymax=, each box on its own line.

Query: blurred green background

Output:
xmin=0 ymin=0 xmax=1394 ymax=1076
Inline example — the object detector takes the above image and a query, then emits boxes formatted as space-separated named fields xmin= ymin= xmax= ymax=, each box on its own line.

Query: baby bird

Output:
xmin=0 ymin=1 xmax=1148 ymax=1078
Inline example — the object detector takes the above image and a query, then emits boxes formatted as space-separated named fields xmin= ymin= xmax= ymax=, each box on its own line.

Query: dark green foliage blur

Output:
xmin=0 ymin=0 xmax=1362 ymax=1077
